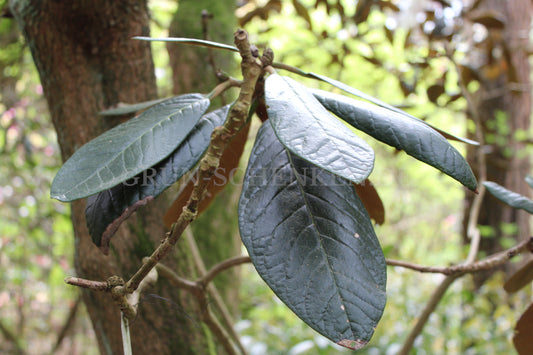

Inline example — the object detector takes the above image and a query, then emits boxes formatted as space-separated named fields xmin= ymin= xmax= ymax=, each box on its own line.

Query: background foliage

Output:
xmin=1 ymin=0 xmax=532 ymax=354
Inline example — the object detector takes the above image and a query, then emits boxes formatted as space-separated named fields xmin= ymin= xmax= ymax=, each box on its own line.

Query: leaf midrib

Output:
xmin=286 ymin=151 xmax=352 ymax=328
xmin=62 ymin=99 xmax=205 ymax=197
xmin=283 ymin=77 xmax=372 ymax=180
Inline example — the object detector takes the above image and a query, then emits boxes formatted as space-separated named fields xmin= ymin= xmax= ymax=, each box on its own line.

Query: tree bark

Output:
xmin=463 ymin=0 xmax=531 ymax=281
xmin=10 ymin=1 xmax=221 ymax=353
xmin=168 ymin=0 xmax=236 ymax=95
xmin=167 ymin=0 xmax=242 ymax=313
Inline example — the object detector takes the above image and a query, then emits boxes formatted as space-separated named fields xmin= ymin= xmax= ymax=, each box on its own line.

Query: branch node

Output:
xmin=261 ymin=48 xmax=274 ymax=67
xmin=107 ymin=276 xmax=125 ymax=289
xmin=250 ymin=44 xmax=259 ymax=58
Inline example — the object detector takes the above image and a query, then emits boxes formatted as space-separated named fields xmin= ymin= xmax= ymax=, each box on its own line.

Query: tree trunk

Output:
xmin=168 ymin=0 xmax=236 ymax=95
xmin=463 ymin=0 xmax=531 ymax=281
xmin=10 ymin=1 xmax=229 ymax=353
xmin=166 ymin=0 xmax=242 ymax=313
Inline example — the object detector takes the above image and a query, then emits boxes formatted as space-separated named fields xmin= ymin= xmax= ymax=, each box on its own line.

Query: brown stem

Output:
xmin=122 ymin=29 xmax=262 ymax=296
xmin=207 ymin=78 xmax=242 ymax=100
xmin=155 ymin=258 xmax=242 ymax=355
xmin=397 ymin=274 xmax=461 ymax=355
xmin=199 ymin=256 xmax=252 ymax=286
xmin=387 ymin=237 xmax=533 ymax=275
xmin=198 ymin=290 xmax=239 ymax=355
xmin=64 ymin=277 xmax=109 ymax=291
xmin=0 ymin=319 xmax=25 ymax=355
xmin=394 ymin=241 xmax=532 ymax=355
xmin=154 ymin=262 xmax=197 ymax=292
xmin=184 ymin=228 xmax=249 ymax=355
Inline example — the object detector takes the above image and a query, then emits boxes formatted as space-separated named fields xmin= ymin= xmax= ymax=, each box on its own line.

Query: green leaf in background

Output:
xmin=313 ymin=89 xmax=478 ymax=191
xmin=306 ymin=72 xmax=479 ymax=146
xmin=265 ymin=74 xmax=374 ymax=184
xmin=239 ymin=122 xmax=386 ymax=350
xmin=484 ymin=181 xmax=533 ymax=214
xmin=51 ymin=94 xmax=210 ymax=202
xmin=99 ymin=98 xmax=169 ymax=116
xmin=86 ymin=105 xmax=230 ymax=254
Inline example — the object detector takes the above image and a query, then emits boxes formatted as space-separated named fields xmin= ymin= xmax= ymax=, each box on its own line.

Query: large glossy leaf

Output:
xmin=306 ymin=72 xmax=479 ymax=145
xmin=86 ymin=106 xmax=229 ymax=254
xmin=51 ymin=94 xmax=210 ymax=202
xmin=484 ymin=181 xmax=533 ymax=214
xmin=265 ymin=74 xmax=375 ymax=184
xmin=313 ymin=89 xmax=478 ymax=191
xmin=271 ymin=63 xmax=478 ymax=145
xmin=239 ymin=123 xmax=386 ymax=349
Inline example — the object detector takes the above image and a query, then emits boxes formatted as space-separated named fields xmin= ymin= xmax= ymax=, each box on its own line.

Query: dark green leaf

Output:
xmin=99 ymin=98 xmax=169 ymax=116
xmin=51 ymin=94 xmax=210 ymax=202
xmin=265 ymin=74 xmax=374 ymax=184
xmin=306 ymin=72 xmax=479 ymax=146
xmin=133 ymin=36 xmax=239 ymax=52
xmin=484 ymin=181 xmax=533 ymax=214
xmin=239 ymin=123 xmax=386 ymax=349
xmin=313 ymin=89 xmax=478 ymax=191
xmin=86 ymin=106 xmax=229 ymax=254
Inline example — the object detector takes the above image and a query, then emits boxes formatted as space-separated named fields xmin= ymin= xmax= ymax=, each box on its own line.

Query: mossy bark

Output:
xmin=168 ymin=0 xmax=236 ymax=94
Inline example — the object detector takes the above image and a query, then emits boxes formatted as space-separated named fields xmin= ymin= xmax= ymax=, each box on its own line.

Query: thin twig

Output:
xmin=201 ymin=9 xmax=228 ymax=106
xmin=207 ymin=78 xmax=242 ymax=100
xmin=52 ymin=295 xmax=82 ymax=353
xmin=197 ymin=289 xmax=239 ymax=355
xmin=157 ymin=268 xmax=239 ymax=355
xmin=154 ymin=262 xmax=197 ymax=292
xmin=397 ymin=274 xmax=461 ymax=355
xmin=387 ymin=237 xmax=533 ymax=275
xmin=0 ymin=319 xmax=25 ymax=355
xmin=64 ymin=277 xmax=109 ymax=291
xmin=127 ymin=266 xmax=158 ymax=312
xmin=199 ymin=256 xmax=252 ymax=286
xmin=184 ymin=228 xmax=249 ymax=355
xmin=121 ymin=29 xmax=262 ymax=296
xmin=155 ymin=254 xmax=246 ymax=355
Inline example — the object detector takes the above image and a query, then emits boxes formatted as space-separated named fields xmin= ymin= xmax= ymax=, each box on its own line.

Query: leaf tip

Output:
xmin=337 ymin=339 xmax=368 ymax=350
xmin=50 ymin=191 xmax=68 ymax=202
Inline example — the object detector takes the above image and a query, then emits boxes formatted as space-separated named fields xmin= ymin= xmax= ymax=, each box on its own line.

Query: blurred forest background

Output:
xmin=1 ymin=0 xmax=533 ymax=354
